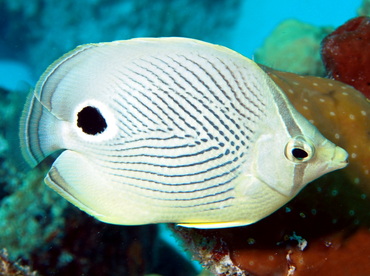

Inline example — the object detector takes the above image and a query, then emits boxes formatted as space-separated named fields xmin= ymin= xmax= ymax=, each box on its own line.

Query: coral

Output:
xmin=0 ymin=0 xmax=241 ymax=77
xmin=172 ymin=69 xmax=370 ymax=276
xmin=254 ymin=19 xmax=333 ymax=76
xmin=358 ymin=0 xmax=370 ymax=16
xmin=321 ymin=16 xmax=370 ymax=99
xmin=0 ymin=164 xmax=68 ymax=260
xmin=0 ymin=249 xmax=38 ymax=276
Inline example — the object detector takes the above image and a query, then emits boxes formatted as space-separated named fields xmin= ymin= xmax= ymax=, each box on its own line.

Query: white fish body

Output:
xmin=19 ymin=37 xmax=348 ymax=228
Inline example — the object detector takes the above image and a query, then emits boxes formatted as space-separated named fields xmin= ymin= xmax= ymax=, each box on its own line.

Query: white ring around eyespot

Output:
xmin=72 ymin=99 xmax=118 ymax=142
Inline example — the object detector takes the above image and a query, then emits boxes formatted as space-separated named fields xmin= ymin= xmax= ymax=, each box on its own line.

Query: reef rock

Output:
xmin=0 ymin=249 xmax=38 ymax=276
xmin=321 ymin=16 xmax=370 ymax=99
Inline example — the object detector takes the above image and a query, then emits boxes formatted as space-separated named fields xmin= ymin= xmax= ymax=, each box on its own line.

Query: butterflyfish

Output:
xmin=19 ymin=37 xmax=348 ymax=228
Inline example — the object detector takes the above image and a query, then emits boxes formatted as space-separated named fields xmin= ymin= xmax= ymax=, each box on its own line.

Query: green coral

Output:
xmin=0 ymin=167 xmax=68 ymax=260
xmin=358 ymin=0 xmax=370 ymax=15
xmin=254 ymin=19 xmax=333 ymax=76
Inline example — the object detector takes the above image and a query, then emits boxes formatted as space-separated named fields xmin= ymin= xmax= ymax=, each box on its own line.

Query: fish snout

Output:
xmin=331 ymin=146 xmax=349 ymax=169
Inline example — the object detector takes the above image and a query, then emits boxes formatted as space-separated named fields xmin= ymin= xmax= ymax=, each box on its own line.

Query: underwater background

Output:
xmin=0 ymin=0 xmax=369 ymax=275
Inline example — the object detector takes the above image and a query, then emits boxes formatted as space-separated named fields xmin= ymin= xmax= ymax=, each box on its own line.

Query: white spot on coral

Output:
xmin=303 ymin=98 xmax=308 ymax=102
xmin=288 ymin=88 xmax=294 ymax=94
xmin=292 ymin=82 xmax=300 ymax=86
xmin=328 ymin=82 xmax=334 ymax=87
xmin=334 ymin=133 xmax=340 ymax=139
xmin=330 ymin=112 xmax=336 ymax=116
xmin=268 ymin=255 xmax=274 ymax=261
xmin=309 ymin=119 xmax=315 ymax=124
xmin=365 ymin=169 xmax=369 ymax=175
xmin=286 ymin=251 xmax=296 ymax=276
xmin=303 ymin=106 xmax=308 ymax=110
xmin=213 ymin=254 xmax=244 ymax=274
xmin=361 ymin=110 xmax=367 ymax=116
xmin=354 ymin=177 xmax=360 ymax=184
xmin=351 ymin=153 xmax=357 ymax=159
xmin=341 ymin=86 xmax=348 ymax=90
xmin=319 ymin=98 xmax=325 ymax=102
xmin=353 ymin=145 xmax=358 ymax=148
xmin=313 ymin=82 xmax=318 ymax=86
xmin=342 ymin=91 xmax=349 ymax=95
xmin=349 ymin=114 xmax=355 ymax=120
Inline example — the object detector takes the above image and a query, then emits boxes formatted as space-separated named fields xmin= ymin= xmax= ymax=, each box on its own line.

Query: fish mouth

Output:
xmin=330 ymin=146 xmax=349 ymax=169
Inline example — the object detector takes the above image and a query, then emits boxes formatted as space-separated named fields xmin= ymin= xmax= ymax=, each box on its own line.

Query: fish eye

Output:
xmin=285 ymin=136 xmax=314 ymax=163
xmin=291 ymin=148 xmax=308 ymax=160
xmin=77 ymin=106 xmax=107 ymax=135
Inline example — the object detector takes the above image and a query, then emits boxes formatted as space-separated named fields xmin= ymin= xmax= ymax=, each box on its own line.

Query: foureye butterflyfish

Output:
xmin=19 ymin=37 xmax=348 ymax=229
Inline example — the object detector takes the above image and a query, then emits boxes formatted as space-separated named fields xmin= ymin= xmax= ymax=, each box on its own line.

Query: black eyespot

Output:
xmin=292 ymin=148 xmax=308 ymax=160
xmin=77 ymin=106 xmax=107 ymax=135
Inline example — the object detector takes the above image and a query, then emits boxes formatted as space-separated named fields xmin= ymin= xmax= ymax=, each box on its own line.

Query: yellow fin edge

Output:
xmin=177 ymin=221 xmax=253 ymax=229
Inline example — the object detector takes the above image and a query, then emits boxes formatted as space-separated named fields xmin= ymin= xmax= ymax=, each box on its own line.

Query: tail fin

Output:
xmin=19 ymin=92 xmax=62 ymax=167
